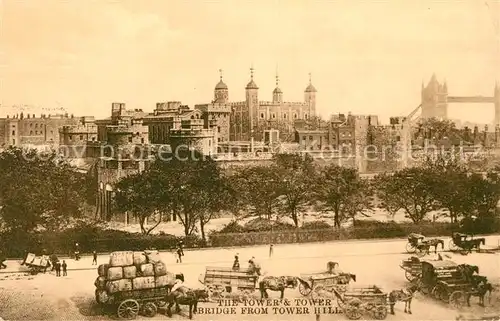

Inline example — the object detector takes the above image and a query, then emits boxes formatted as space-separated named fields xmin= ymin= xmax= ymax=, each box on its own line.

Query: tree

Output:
xmin=232 ymin=166 xmax=282 ymax=220
xmin=273 ymin=153 xmax=316 ymax=227
xmin=0 ymin=147 xmax=89 ymax=232
xmin=150 ymin=150 xmax=232 ymax=240
xmin=114 ymin=173 xmax=163 ymax=235
xmin=375 ymin=167 xmax=437 ymax=223
xmin=315 ymin=165 xmax=371 ymax=227
xmin=417 ymin=118 xmax=457 ymax=140
xmin=422 ymin=154 xmax=470 ymax=223
xmin=372 ymin=173 xmax=401 ymax=218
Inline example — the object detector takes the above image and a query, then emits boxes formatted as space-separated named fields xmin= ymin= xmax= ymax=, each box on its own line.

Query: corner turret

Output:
xmin=214 ymin=69 xmax=229 ymax=103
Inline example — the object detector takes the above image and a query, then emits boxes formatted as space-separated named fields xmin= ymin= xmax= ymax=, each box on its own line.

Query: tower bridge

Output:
xmin=420 ymin=74 xmax=500 ymax=125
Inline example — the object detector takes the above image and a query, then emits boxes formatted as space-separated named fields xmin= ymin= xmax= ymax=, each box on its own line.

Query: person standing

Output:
xmin=269 ymin=244 xmax=274 ymax=257
xmin=55 ymin=261 xmax=61 ymax=277
xmin=178 ymin=241 xmax=184 ymax=256
xmin=92 ymin=251 xmax=97 ymax=265
xmin=62 ymin=260 xmax=67 ymax=276
xmin=176 ymin=247 xmax=183 ymax=263
xmin=232 ymin=253 xmax=240 ymax=270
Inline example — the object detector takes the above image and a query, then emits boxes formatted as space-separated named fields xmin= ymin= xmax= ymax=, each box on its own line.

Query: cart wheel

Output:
xmin=449 ymin=239 xmax=459 ymax=251
xmin=117 ymin=299 xmax=140 ymax=320
xmin=298 ymin=282 xmax=312 ymax=296
xmin=419 ymin=281 xmax=430 ymax=295
xmin=310 ymin=285 xmax=325 ymax=301
xmin=344 ymin=301 xmax=363 ymax=320
xmin=405 ymin=271 xmax=417 ymax=282
xmin=450 ymin=291 xmax=467 ymax=309
xmin=373 ymin=305 xmax=388 ymax=320
xmin=141 ymin=302 xmax=157 ymax=318
xmin=406 ymin=243 xmax=416 ymax=253
xmin=431 ymin=286 xmax=442 ymax=300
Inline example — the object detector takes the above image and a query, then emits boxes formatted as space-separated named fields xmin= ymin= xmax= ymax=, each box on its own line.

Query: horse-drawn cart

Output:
xmin=400 ymin=257 xmax=423 ymax=282
xmin=22 ymin=253 xmax=50 ymax=275
xmin=450 ymin=232 xmax=486 ymax=254
xmin=297 ymin=272 xmax=356 ymax=300
xmin=199 ymin=266 xmax=258 ymax=301
xmin=337 ymin=286 xmax=388 ymax=320
xmin=418 ymin=260 xmax=475 ymax=308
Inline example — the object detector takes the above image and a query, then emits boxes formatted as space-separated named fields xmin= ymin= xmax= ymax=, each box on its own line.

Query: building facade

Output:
xmin=216 ymin=69 xmax=317 ymax=142
xmin=0 ymin=113 xmax=81 ymax=148
xmin=59 ymin=116 xmax=99 ymax=158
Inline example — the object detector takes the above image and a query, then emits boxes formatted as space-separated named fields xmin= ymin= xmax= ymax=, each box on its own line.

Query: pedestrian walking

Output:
xmin=55 ymin=261 xmax=61 ymax=277
xmin=62 ymin=260 xmax=67 ymax=276
xmin=232 ymin=253 xmax=240 ymax=270
xmin=176 ymin=247 xmax=183 ymax=263
xmin=178 ymin=240 xmax=184 ymax=256
xmin=269 ymin=244 xmax=274 ymax=257
xmin=92 ymin=251 xmax=97 ymax=265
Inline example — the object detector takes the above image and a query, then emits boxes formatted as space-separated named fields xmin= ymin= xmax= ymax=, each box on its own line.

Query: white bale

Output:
xmin=109 ymin=251 xmax=134 ymax=267
xmin=95 ymin=289 xmax=109 ymax=304
xmin=94 ymin=276 xmax=106 ymax=289
xmin=106 ymin=279 xmax=133 ymax=294
xmin=145 ymin=250 xmax=161 ymax=263
xmin=25 ymin=253 xmax=36 ymax=264
xmin=154 ymin=262 xmax=167 ymax=276
xmin=98 ymin=264 xmax=109 ymax=277
xmin=123 ymin=266 xmax=137 ymax=279
xmin=133 ymin=276 xmax=156 ymax=290
xmin=107 ymin=267 xmax=123 ymax=281
xmin=133 ymin=252 xmax=147 ymax=265
xmin=155 ymin=273 xmax=175 ymax=287
xmin=139 ymin=263 xmax=154 ymax=277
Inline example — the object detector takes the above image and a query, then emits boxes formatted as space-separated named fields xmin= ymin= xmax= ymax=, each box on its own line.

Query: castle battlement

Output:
xmin=258 ymin=101 xmax=309 ymax=107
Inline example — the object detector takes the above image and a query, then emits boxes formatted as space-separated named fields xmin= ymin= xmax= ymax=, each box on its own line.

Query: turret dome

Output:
xmin=305 ymin=84 xmax=317 ymax=93
xmin=273 ymin=87 xmax=282 ymax=94
xmin=215 ymin=80 xmax=228 ymax=90
xmin=246 ymin=80 xmax=258 ymax=89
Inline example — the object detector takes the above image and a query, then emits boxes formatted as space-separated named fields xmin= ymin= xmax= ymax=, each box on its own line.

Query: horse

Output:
xmin=259 ymin=276 xmax=298 ymax=299
xmin=388 ymin=283 xmax=420 ymax=315
xmin=422 ymin=238 xmax=444 ymax=253
xmin=457 ymin=264 xmax=479 ymax=283
xmin=467 ymin=276 xmax=493 ymax=307
xmin=165 ymin=287 xmax=209 ymax=319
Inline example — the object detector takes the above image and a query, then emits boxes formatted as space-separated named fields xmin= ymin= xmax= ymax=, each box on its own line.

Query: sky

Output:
xmin=0 ymin=0 xmax=499 ymax=124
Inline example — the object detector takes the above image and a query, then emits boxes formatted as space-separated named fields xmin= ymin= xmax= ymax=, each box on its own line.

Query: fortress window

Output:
xmin=272 ymin=113 xmax=276 ymax=119
xmin=12 ymin=130 xmax=15 ymax=135
xmin=80 ymin=135 xmax=84 ymax=140
xmin=35 ymin=131 xmax=38 ymax=135
xmin=128 ymin=137 xmax=133 ymax=143
xmin=92 ymin=137 xmax=96 ymax=141
xmin=51 ymin=131 xmax=53 ymax=135
xmin=141 ymin=138 xmax=145 ymax=144
xmin=30 ymin=131 xmax=33 ymax=135
xmin=260 ymin=113 xmax=264 ymax=119
xmin=294 ymin=114 xmax=297 ymax=119
xmin=30 ymin=123 xmax=32 ymax=127
xmin=35 ymin=124 xmax=38 ymax=128
xmin=69 ymin=135 xmax=72 ymax=140
xmin=309 ymin=136 xmax=313 ymax=140
xmin=283 ymin=114 xmax=287 ymax=119
xmin=217 ymin=126 xmax=221 ymax=133
xmin=305 ymin=114 xmax=308 ymax=119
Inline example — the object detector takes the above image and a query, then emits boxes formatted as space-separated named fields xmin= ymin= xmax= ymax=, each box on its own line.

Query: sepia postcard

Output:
xmin=0 ymin=0 xmax=500 ymax=320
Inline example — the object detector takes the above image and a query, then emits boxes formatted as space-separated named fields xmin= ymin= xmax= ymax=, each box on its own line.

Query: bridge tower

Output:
xmin=421 ymin=74 xmax=448 ymax=120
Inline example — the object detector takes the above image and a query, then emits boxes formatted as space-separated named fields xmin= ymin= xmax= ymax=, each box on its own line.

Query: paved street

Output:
xmin=1 ymin=235 xmax=499 ymax=320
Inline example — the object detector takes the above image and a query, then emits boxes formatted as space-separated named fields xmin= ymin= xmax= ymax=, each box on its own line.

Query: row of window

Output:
xmin=260 ymin=113 xmax=309 ymax=120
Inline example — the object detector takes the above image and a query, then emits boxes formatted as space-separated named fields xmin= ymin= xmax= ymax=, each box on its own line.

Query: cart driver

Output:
xmin=171 ymin=276 xmax=184 ymax=293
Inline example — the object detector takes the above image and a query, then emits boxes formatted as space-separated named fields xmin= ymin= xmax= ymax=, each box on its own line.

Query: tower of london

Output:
xmin=212 ymin=68 xmax=317 ymax=141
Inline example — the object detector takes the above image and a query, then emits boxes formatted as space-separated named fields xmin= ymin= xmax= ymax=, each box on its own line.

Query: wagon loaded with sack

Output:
xmin=94 ymin=250 xmax=181 ymax=319
xmin=22 ymin=253 xmax=50 ymax=275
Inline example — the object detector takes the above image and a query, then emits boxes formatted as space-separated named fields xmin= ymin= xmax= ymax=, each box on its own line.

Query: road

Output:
xmin=1 ymin=235 xmax=499 ymax=320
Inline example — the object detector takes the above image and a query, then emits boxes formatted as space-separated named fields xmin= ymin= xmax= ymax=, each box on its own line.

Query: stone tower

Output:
xmin=214 ymin=69 xmax=228 ymax=104
xmin=272 ymin=71 xmax=283 ymax=104
xmin=245 ymin=67 xmax=259 ymax=139
xmin=304 ymin=73 xmax=317 ymax=117
xmin=421 ymin=74 xmax=448 ymax=119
